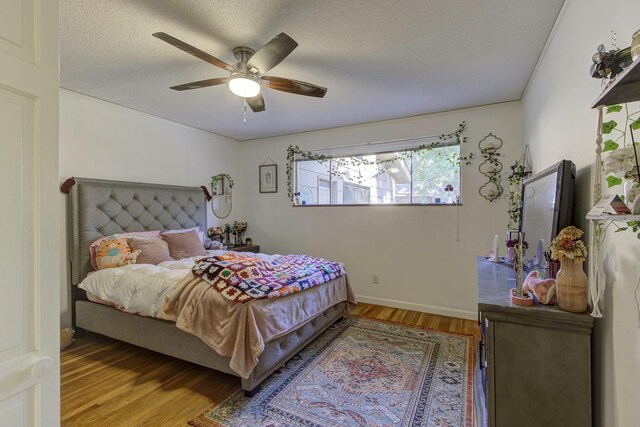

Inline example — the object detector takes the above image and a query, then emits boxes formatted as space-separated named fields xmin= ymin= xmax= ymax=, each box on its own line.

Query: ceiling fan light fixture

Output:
xmin=228 ymin=74 xmax=260 ymax=98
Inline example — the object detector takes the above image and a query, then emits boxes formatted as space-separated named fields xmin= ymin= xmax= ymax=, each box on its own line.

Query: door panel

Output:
xmin=0 ymin=91 xmax=35 ymax=364
xmin=0 ymin=0 xmax=59 ymax=425
xmin=0 ymin=0 xmax=36 ymax=62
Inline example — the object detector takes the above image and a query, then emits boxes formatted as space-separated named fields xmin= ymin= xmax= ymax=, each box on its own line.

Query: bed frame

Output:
xmin=64 ymin=177 xmax=345 ymax=395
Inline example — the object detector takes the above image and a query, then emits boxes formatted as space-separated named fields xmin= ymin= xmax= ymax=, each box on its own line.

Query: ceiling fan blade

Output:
xmin=170 ymin=77 xmax=230 ymax=91
xmin=246 ymin=94 xmax=266 ymax=112
xmin=153 ymin=32 xmax=235 ymax=72
xmin=246 ymin=33 xmax=298 ymax=74
xmin=262 ymin=76 xmax=327 ymax=98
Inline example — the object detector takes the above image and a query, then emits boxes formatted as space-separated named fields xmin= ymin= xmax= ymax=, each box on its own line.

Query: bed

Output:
xmin=64 ymin=177 xmax=353 ymax=395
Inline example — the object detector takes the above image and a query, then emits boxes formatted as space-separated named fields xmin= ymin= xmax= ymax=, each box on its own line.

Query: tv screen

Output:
xmin=520 ymin=160 xmax=575 ymax=264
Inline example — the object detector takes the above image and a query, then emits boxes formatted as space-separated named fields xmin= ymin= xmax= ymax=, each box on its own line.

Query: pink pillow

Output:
xmin=127 ymin=237 xmax=173 ymax=265
xmin=161 ymin=229 xmax=207 ymax=260
xmin=163 ymin=227 xmax=205 ymax=244
xmin=89 ymin=231 xmax=160 ymax=270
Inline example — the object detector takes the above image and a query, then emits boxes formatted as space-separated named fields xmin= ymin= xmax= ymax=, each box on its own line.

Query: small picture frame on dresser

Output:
xmin=259 ymin=164 xmax=277 ymax=193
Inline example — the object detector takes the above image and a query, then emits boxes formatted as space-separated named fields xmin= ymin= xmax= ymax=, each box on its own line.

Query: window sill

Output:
xmin=291 ymin=203 xmax=463 ymax=208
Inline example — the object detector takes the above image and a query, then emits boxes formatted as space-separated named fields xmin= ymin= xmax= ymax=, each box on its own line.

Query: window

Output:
xmin=294 ymin=135 xmax=461 ymax=206
xmin=344 ymin=183 xmax=370 ymax=204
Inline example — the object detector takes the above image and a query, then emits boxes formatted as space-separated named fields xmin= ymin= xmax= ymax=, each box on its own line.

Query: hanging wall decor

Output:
xmin=477 ymin=133 xmax=504 ymax=202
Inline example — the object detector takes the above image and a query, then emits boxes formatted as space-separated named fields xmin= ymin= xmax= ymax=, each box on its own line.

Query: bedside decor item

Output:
xmin=259 ymin=164 xmax=278 ymax=193
xmin=245 ymin=238 xmax=253 ymax=246
xmin=224 ymin=223 xmax=232 ymax=246
xmin=207 ymin=226 xmax=225 ymax=242
xmin=550 ymin=226 xmax=588 ymax=313
xmin=211 ymin=174 xmax=233 ymax=219
xmin=232 ymin=221 xmax=248 ymax=246
xmin=477 ymin=133 xmax=504 ymax=202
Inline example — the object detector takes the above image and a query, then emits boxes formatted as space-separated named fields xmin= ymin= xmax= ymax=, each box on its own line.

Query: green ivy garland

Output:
xmin=600 ymin=103 xmax=640 ymax=239
xmin=507 ymin=161 xmax=528 ymax=229
xmin=286 ymin=122 xmax=470 ymax=199
xmin=211 ymin=173 xmax=234 ymax=193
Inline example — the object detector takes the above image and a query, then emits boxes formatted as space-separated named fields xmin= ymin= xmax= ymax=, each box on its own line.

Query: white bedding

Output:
xmin=78 ymin=250 xmax=275 ymax=317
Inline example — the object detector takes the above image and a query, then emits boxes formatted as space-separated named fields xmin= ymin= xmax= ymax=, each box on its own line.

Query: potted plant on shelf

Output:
xmin=549 ymin=226 xmax=588 ymax=313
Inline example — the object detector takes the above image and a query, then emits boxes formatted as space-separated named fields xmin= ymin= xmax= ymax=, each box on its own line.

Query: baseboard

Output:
xmin=355 ymin=295 xmax=477 ymax=320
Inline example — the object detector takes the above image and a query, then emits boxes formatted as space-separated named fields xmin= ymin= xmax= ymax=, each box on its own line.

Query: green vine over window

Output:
xmin=286 ymin=122 xmax=470 ymax=199
xmin=211 ymin=174 xmax=234 ymax=193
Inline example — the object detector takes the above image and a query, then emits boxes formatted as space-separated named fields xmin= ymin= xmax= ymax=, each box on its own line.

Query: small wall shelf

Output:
xmin=592 ymin=59 xmax=640 ymax=108
xmin=586 ymin=213 xmax=640 ymax=221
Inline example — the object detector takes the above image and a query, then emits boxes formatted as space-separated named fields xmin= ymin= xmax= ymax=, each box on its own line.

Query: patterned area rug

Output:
xmin=190 ymin=316 xmax=473 ymax=427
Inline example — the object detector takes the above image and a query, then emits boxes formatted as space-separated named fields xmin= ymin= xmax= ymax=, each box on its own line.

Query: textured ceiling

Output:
xmin=60 ymin=0 xmax=564 ymax=141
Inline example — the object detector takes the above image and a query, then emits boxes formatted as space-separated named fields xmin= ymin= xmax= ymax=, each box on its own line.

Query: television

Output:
xmin=520 ymin=160 xmax=576 ymax=264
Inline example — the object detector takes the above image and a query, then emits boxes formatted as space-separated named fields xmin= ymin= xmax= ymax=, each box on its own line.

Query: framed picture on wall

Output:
xmin=259 ymin=164 xmax=278 ymax=193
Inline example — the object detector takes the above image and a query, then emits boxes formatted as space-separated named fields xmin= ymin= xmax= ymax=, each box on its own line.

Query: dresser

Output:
xmin=475 ymin=257 xmax=594 ymax=427
xmin=227 ymin=244 xmax=260 ymax=253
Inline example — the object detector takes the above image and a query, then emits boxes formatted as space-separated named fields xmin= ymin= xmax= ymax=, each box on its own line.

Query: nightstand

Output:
xmin=228 ymin=244 xmax=260 ymax=253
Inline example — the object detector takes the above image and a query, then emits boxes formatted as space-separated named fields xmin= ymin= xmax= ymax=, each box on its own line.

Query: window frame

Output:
xmin=293 ymin=141 xmax=463 ymax=207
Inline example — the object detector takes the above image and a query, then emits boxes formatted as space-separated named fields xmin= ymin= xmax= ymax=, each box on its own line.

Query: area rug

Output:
xmin=190 ymin=316 xmax=473 ymax=427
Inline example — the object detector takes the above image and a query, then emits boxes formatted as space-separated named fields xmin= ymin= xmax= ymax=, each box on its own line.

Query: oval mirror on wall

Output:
xmin=211 ymin=174 xmax=232 ymax=219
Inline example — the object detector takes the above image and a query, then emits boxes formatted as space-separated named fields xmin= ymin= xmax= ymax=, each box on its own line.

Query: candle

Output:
xmin=491 ymin=234 xmax=499 ymax=260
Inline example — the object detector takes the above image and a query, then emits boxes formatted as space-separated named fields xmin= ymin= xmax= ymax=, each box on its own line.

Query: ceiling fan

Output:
xmin=152 ymin=32 xmax=327 ymax=113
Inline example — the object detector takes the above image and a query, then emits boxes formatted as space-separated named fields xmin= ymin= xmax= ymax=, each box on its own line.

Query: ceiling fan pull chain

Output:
xmin=243 ymin=98 xmax=247 ymax=124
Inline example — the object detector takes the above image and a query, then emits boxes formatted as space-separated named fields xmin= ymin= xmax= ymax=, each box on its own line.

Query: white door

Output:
xmin=0 ymin=0 xmax=60 ymax=426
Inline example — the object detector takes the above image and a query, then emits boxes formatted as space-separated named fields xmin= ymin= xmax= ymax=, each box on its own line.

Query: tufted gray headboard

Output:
xmin=67 ymin=177 xmax=207 ymax=285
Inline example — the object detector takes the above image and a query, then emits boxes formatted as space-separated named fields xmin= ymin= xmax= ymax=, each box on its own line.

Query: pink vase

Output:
xmin=506 ymin=247 xmax=515 ymax=262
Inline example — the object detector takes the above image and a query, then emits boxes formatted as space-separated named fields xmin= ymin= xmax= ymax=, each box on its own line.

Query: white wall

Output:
xmin=240 ymin=102 xmax=523 ymax=319
xmin=522 ymin=0 xmax=640 ymax=425
xmin=59 ymin=89 xmax=243 ymax=327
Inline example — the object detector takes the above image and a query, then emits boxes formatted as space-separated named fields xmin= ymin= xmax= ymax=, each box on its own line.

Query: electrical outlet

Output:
xmin=372 ymin=274 xmax=380 ymax=285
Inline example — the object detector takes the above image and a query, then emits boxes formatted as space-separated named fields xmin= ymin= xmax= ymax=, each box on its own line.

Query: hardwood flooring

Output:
xmin=61 ymin=303 xmax=480 ymax=426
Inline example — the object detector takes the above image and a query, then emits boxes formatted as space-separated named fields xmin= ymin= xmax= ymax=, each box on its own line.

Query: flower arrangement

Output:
xmin=232 ymin=221 xmax=247 ymax=235
xmin=506 ymin=239 xmax=528 ymax=250
xmin=232 ymin=221 xmax=248 ymax=246
xmin=207 ymin=226 xmax=224 ymax=237
xmin=549 ymin=226 xmax=588 ymax=263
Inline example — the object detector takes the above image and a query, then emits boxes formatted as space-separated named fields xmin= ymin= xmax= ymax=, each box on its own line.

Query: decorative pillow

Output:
xmin=95 ymin=237 xmax=140 ymax=270
xmin=161 ymin=229 xmax=207 ymax=260
xmin=127 ymin=237 xmax=173 ymax=265
xmin=162 ymin=227 xmax=206 ymax=245
xmin=90 ymin=231 xmax=160 ymax=269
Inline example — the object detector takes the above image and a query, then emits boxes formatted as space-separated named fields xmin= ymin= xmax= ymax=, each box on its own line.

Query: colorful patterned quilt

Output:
xmin=192 ymin=253 xmax=346 ymax=303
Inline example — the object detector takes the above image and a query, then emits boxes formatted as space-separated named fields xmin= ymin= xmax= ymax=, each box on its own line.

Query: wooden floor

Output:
xmin=61 ymin=303 xmax=480 ymax=426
